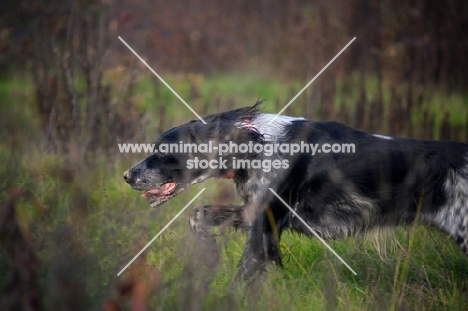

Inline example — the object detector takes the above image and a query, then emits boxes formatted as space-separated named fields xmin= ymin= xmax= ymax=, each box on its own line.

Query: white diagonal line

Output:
xmin=268 ymin=188 xmax=357 ymax=275
xmin=118 ymin=36 xmax=207 ymax=124
xmin=269 ymin=37 xmax=356 ymax=124
xmin=117 ymin=188 xmax=206 ymax=276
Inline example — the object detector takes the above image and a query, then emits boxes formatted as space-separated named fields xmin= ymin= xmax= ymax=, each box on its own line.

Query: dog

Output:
xmin=123 ymin=102 xmax=468 ymax=282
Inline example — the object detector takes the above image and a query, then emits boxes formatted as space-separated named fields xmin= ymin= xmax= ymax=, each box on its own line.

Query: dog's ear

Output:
xmin=237 ymin=118 xmax=264 ymax=142
xmin=238 ymin=119 xmax=254 ymax=131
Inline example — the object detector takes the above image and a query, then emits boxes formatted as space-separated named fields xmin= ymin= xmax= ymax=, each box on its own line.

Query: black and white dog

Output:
xmin=123 ymin=103 xmax=468 ymax=281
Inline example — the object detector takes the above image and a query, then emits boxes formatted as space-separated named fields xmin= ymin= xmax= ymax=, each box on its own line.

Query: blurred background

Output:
xmin=1 ymin=0 xmax=467 ymax=310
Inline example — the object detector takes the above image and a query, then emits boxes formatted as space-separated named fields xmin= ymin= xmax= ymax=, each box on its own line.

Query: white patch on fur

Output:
xmin=238 ymin=113 xmax=304 ymax=141
xmin=363 ymin=226 xmax=402 ymax=262
xmin=239 ymin=169 xmax=284 ymax=225
xmin=433 ymin=163 xmax=468 ymax=242
xmin=373 ymin=134 xmax=393 ymax=140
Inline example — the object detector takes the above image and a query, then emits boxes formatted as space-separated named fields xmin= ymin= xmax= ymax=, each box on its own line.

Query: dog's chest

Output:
xmin=234 ymin=170 xmax=278 ymax=204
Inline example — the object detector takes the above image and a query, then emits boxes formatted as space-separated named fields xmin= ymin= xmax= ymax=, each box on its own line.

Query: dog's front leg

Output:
xmin=189 ymin=204 xmax=248 ymax=267
xmin=190 ymin=204 xmax=248 ymax=232
xmin=234 ymin=213 xmax=270 ymax=286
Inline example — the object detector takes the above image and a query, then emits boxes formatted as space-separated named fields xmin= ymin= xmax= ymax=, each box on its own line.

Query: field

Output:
xmin=1 ymin=70 xmax=468 ymax=310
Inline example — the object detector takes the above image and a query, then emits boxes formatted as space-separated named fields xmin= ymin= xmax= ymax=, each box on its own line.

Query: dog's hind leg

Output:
xmin=189 ymin=205 xmax=248 ymax=267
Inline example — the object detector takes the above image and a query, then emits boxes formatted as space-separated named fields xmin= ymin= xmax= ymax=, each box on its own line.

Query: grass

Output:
xmin=1 ymin=71 xmax=468 ymax=310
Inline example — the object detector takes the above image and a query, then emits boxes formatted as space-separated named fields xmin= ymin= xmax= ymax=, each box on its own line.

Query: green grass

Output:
xmin=1 ymin=72 xmax=468 ymax=310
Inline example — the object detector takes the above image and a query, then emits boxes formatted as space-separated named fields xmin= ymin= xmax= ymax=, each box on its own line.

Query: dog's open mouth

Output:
xmin=136 ymin=175 xmax=208 ymax=208
xmin=141 ymin=181 xmax=178 ymax=207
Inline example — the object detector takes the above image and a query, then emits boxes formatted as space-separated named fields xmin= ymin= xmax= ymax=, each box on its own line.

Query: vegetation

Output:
xmin=1 ymin=71 xmax=467 ymax=310
xmin=1 ymin=0 xmax=468 ymax=309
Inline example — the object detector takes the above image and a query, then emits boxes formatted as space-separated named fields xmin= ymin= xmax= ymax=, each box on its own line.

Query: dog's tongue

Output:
xmin=141 ymin=182 xmax=175 ymax=200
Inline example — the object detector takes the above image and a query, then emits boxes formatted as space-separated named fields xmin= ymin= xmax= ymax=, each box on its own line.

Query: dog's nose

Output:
xmin=123 ymin=170 xmax=130 ymax=183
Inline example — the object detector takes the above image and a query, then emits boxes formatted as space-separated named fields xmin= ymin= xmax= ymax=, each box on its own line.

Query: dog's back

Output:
xmin=267 ymin=120 xmax=468 ymax=252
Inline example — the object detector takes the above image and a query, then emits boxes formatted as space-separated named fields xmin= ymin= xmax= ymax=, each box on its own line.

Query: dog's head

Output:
xmin=123 ymin=104 xmax=264 ymax=208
